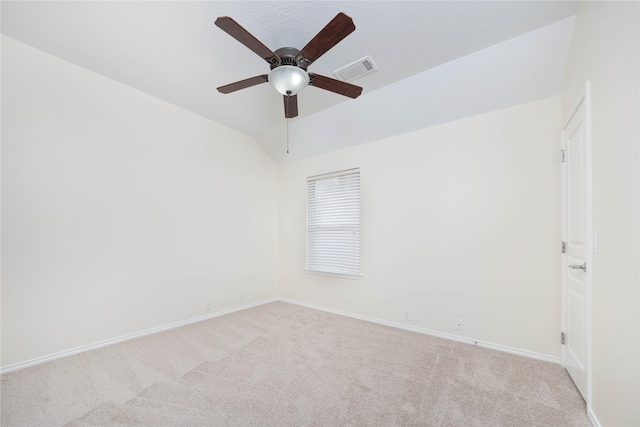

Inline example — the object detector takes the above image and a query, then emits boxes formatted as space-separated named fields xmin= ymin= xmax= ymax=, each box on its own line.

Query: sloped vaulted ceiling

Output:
xmin=1 ymin=1 xmax=578 ymax=163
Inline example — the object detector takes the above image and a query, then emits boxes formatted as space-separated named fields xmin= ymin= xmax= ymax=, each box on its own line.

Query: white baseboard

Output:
xmin=587 ymin=406 xmax=601 ymax=427
xmin=0 ymin=297 xmax=278 ymax=375
xmin=1 ymin=295 xmax=561 ymax=374
xmin=278 ymin=297 xmax=561 ymax=364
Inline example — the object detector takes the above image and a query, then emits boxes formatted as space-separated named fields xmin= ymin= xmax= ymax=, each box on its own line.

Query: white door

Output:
xmin=561 ymin=83 xmax=592 ymax=402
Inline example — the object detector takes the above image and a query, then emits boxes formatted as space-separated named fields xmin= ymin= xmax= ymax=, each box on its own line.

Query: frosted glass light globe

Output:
xmin=268 ymin=65 xmax=309 ymax=96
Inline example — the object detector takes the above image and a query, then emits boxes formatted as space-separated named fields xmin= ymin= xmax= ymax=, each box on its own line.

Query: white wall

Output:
xmin=1 ymin=36 xmax=278 ymax=368
xmin=561 ymin=2 xmax=640 ymax=425
xmin=279 ymin=96 xmax=562 ymax=358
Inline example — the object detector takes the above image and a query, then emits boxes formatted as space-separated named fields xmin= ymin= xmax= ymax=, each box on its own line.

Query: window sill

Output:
xmin=304 ymin=269 xmax=362 ymax=280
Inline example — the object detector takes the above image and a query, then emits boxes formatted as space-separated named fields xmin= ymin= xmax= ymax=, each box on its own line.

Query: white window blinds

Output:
xmin=307 ymin=168 xmax=360 ymax=277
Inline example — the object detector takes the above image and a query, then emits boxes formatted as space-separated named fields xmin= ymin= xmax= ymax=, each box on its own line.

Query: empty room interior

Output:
xmin=1 ymin=1 xmax=639 ymax=426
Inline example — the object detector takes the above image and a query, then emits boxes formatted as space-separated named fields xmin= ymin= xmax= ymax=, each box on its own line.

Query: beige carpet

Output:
xmin=1 ymin=301 xmax=590 ymax=426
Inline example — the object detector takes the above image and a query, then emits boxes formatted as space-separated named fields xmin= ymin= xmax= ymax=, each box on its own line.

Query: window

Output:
xmin=306 ymin=168 xmax=360 ymax=278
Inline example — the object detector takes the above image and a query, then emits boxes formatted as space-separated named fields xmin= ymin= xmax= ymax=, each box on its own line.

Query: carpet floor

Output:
xmin=1 ymin=301 xmax=590 ymax=426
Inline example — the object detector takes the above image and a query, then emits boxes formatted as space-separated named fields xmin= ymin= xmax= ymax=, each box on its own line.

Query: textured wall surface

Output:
xmin=279 ymin=96 xmax=561 ymax=359
xmin=1 ymin=37 xmax=278 ymax=367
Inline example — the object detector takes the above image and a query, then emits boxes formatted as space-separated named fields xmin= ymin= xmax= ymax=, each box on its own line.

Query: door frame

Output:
xmin=560 ymin=81 xmax=593 ymax=409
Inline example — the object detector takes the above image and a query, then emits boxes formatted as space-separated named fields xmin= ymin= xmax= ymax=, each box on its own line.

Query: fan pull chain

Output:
xmin=286 ymin=118 xmax=290 ymax=154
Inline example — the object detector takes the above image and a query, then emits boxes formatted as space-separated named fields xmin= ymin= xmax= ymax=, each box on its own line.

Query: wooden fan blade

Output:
xmin=298 ymin=13 xmax=355 ymax=66
xmin=215 ymin=16 xmax=280 ymax=65
xmin=217 ymin=75 xmax=268 ymax=94
xmin=308 ymin=73 xmax=362 ymax=99
xmin=283 ymin=95 xmax=299 ymax=118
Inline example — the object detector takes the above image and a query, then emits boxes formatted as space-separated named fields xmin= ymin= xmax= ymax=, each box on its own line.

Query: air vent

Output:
xmin=333 ymin=56 xmax=377 ymax=82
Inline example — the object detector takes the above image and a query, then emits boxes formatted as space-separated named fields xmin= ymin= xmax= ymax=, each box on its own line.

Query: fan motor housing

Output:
xmin=272 ymin=47 xmax=308 ymax=70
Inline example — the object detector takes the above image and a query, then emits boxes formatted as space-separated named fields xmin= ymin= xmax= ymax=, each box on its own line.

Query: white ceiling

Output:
xmin=1 ymin=1 xmax=578 ymax=163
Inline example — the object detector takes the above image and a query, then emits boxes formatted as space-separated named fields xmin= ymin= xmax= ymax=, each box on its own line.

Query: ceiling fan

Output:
xmin=215 ymin=13 xmax=363 ymax=119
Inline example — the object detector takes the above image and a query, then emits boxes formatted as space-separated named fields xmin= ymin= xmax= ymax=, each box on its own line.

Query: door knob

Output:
xmin=568 ymin=262 xmax=587 ymax=272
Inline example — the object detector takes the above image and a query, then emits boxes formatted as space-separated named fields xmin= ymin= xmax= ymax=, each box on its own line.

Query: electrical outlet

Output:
xmin=238 ymin=293 xmax=244 ymax=303
xmin=205 ymin=300 xmax=212 ymax=311
xmin=403 ymin=309 xmax=412 ymax=321
xmin=455 ymin=319 xmax=464 ymax=331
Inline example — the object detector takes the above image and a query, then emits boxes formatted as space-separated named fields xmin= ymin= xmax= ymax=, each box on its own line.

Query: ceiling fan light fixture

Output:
xmin=215 ymin=13 xmax=361 ymax=119
xmin=268 ymin=65 xmax=309 ymax=96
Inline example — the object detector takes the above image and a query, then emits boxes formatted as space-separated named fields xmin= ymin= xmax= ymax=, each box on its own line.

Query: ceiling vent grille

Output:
xmin=333 ymin=56 xmax=377 ymax=82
